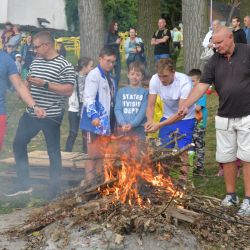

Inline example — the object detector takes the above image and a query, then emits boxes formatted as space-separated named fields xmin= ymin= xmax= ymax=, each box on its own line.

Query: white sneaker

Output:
xmin=237 ymin=199 xmax=250 ymax=217
xmin=4 ymin=187 xmax=33 ymax=197
xmin=221 ymin=194 xmax=239 ymax=207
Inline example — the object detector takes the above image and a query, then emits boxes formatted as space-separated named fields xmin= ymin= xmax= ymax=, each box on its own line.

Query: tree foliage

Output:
xmin=239 ymin=0 xmax=250 ymax=21
xmin=103 ymin=0 xmax=137 ymax=31
xmin=161 ymin=0 xmax=182 ymax=28
xmin=64 ymin=0 xmax=137 ymax=32
xmin=65 ymin=0 xmax=79 ymax=31
xmin=64 ymin=0 xmax=182 ymax=33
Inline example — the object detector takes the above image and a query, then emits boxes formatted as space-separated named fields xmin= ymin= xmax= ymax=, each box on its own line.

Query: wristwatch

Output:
xmin=32 ymin=104 xmax=39 ymax=110
xmin=27 ymin=104 xmax=39 ymax=113
xmin=43 ymin=80 xmax=50 ymax=90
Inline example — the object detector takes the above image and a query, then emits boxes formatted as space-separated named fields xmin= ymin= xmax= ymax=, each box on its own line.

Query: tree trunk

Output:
xmin=78 ymin=0 xmax=104 ymax=62
xmin=137 ymin=0 xmax=161 ymax=76
xmin=226 ymin=0 xmax=240 ymax=26
xmin=182 ymin=0 xmax=208 ymax=73
xmin=240 ymin=0 xmax=250 ymax=23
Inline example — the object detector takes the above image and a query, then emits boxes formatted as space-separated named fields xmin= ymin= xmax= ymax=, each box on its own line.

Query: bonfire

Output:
xmin=7 ymin=131 xmax=250 ymax=249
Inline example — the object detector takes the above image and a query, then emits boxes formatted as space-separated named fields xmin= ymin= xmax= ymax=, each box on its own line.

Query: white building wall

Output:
xmin=0 ymin=0 xmax=9 ymax=23
xmin=2 ymin=0 xmax=68 ymax=30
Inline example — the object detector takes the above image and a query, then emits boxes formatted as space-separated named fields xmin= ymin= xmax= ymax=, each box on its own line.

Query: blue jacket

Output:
xmin=80 ymin=65 xmax=116 ymax=135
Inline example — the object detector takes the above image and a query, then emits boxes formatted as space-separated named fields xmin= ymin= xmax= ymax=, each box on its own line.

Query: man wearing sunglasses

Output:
xmin=9 ymin=31 xmax=75 ymax=198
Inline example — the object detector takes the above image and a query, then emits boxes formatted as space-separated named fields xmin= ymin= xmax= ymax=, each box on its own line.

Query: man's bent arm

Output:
xmin=151 ymin=38 xmax=157 ymax=45
xmin=27 ymin=77 xmax=74 ymax=97
xmin=179 ymin=82 xmax=209 ymax=115
xmin=46 ymin=82 xmax=73 ymax=97
xmin=156 ymin=35 xmax=169 ymax=44
xmin=185 ymin=82 xmax=209 ymax=107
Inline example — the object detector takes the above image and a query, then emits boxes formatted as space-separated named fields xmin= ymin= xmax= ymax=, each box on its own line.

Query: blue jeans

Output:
xmin=154 ymin=54 xmax=170 ymax=61
xmin=13 ymin=112 xmax=63 ymax=189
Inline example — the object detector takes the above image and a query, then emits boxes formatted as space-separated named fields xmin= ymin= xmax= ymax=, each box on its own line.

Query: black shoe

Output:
xmin=4 ymin=186 xmax=33 ymax=197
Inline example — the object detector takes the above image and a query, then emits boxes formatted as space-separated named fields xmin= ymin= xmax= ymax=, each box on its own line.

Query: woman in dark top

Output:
xmin=105 ymin=21 xmax=121 ymax=88
xmin=20 ymin=34 xmax=35 ymax=79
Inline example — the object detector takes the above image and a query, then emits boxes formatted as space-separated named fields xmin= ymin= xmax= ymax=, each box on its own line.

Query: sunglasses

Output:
xmin=33 ymin=43 xmax=46 ymax=49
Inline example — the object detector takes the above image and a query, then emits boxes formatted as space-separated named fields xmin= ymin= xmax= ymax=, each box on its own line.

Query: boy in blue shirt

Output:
xmin=189 ymin=69 xmax=208 ymax=175
xmin=115 ymin=61 xmax=148 ymax=139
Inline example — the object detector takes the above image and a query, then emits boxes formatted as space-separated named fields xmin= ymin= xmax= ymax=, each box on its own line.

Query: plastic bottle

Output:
xmin=188 ymin=150 xmax=195 ymax=167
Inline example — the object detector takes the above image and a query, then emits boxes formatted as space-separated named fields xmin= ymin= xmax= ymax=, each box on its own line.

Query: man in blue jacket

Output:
xmin=80 ymin=46 xmax=116 ymax=187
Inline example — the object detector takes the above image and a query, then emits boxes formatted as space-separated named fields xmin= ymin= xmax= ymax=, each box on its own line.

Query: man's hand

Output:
xmin=144 ymin=122 xmax=160 ymax=133
xmin=34 ymin=106 xmax=47 ymax=118
xmin=136 ymin=46 xmax=142 ymax=52
xmin=178 ymin=105 xmax=189 ymax=118
xmin=92 ymin=118 xmax=101 ymax=127
xmin=27 ymin=76 xmax=45 ymax=87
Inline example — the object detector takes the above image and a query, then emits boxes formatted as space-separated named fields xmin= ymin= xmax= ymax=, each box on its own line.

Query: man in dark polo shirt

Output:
xmin=178 ymin=26 xmax=250 ymax=217
xmin=151 ymin=18 xmax=171 ymax=61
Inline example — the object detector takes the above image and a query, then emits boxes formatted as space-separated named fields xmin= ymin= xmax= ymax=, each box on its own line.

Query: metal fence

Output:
xmin=0 ymin=32 xmax=130 ymax=60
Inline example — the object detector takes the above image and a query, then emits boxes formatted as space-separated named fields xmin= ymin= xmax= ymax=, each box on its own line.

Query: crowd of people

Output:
xmin=1 ymin=15 xmax=250 ymax=217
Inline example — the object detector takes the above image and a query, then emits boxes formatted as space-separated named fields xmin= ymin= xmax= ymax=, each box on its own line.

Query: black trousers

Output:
xmin=65 ymin=111 xmax=87 ymax=153
xmin=13 ymin=112 xmax=63 ymax=188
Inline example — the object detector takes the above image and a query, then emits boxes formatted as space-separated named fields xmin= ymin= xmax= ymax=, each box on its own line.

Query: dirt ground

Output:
xmin=0 ymin=208 xmax=32 ymax=249
xmin=0 ymin=208 xmax=201 ymax=250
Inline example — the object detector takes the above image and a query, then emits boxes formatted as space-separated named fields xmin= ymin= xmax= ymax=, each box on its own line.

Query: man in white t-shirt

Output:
xmin=145 ymin=58 xmax=195 ymax=185
xmin=202 ymin=20 xmax=221 ymax=49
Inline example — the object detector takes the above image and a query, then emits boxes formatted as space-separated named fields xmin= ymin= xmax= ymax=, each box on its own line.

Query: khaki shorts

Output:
xmin=215 ymin=115 xmax=250 ymax=163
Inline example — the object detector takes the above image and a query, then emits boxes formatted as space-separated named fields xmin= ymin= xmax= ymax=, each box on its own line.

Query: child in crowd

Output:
xmin=115 ymin=61 xmax=148 ymax=139
xmin=80 ymin=47 xmax=117 ymax=186
xmin=15 ymin=54 xmax=22 ymax=74
xmin=65 ymin=57 xmax=93 ymax=153
xmin=188 ymin=69 xmax=208 ymax=175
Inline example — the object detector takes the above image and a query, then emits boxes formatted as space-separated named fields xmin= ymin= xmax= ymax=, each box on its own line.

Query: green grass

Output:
xmin=0 ymin=50 xmax=245 ymax=214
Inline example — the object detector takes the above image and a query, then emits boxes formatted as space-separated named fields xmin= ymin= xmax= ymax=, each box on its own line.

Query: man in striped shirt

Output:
xmin=10 ymin=31 xmax=75 ymax=197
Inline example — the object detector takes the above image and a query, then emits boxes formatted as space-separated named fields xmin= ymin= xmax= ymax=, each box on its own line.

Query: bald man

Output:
xmin=202 ymin=20 xmax=221 ymax=48
xmin=151 ymin=18 xmax=171 ymax=61
xmin=179 ymin=26 xmax=250 ymax=217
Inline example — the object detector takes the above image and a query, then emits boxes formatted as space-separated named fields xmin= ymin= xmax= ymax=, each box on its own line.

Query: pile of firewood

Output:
xmin=9 ymin=183 xmax=250 ymax=249
xmin=8 ymin=132 xmax=250 ymax=249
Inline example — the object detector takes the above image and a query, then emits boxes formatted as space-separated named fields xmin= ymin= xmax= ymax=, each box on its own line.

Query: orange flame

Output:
xmin=101 ymin=136 xmax=182 ymax=206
